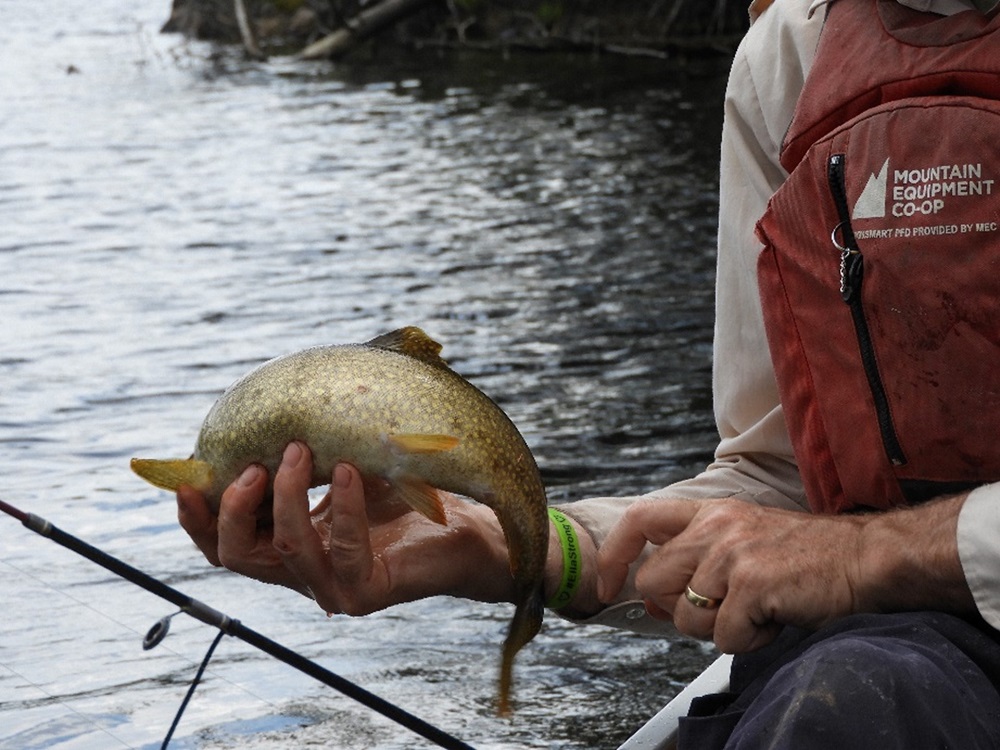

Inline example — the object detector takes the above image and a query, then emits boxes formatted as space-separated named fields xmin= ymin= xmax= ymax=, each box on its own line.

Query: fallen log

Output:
xmin=300 ymin=0 xmax=435 ymax=60
xmin=234 ymin=0 xmax=266 ymax=59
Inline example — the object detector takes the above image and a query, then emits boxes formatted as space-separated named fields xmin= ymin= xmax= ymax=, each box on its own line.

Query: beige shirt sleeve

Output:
xmin=957 ymin=487 xmax=1000 ymax=630
xmin=562 ymin=0 xmax=1000 ymax=634
xmin=557 ymin=0 xmax=822 ymax=631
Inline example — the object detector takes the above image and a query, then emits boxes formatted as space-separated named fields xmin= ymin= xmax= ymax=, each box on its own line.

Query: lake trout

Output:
xmin=130 ymin=326 xmax=547 ymax=714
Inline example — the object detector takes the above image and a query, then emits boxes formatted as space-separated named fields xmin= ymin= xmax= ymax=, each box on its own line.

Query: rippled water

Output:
xmin=1 ymin=3 xmax=727 ymax=748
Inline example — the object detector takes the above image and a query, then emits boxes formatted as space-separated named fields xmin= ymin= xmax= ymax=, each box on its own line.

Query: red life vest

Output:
xmin=756 ymin=0 xmax=1000 ymax=514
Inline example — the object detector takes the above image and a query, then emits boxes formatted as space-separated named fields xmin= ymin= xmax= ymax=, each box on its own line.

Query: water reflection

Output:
xmin=0 ymin=2 xmax=727 ymax=747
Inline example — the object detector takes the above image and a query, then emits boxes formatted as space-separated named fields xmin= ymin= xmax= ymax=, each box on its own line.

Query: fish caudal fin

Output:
xmin=497 ymin=583 xmax=545 ymax=717
xmin=393 ymin=474 xmax=448 ymax=525
xmin=131 ymin=458 xmax=213 ymax=493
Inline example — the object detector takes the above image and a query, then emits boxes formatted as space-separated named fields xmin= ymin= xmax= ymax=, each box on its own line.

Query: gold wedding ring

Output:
xmin=684 ymin=584 xmax=722 ymax=610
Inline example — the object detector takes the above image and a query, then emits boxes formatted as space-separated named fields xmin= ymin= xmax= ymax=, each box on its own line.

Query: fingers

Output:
xmin=216 ymin=464 xmax=280 ymax=570
xmin=596 ymin=498 xmax=699 ymax=602
xmin=643 ymin=598 xmax=673 ymax=621
xmin=271 ymin=442 xmax=319 ymax=554
xmin=713 ymin=597 xmax=782 ymax=653
xmin=177 ymin=484 xmax=221 ymax=566
xmin=630 ymin=538 xmax=721 ymax=639
xmin=671 ymin=578 xmax=727 ymax=642
xmin=182 ymin=441 xmax=499 ymax=619
xmin=270 ymin=443 xmax=332 ymax=596
xmin=270 ymin=444 xmax=384 ymax=615
xmin=324 ymin=464 xmax=376 ymax=593
xmin=596 ymin=498 xmax=790 ymax=652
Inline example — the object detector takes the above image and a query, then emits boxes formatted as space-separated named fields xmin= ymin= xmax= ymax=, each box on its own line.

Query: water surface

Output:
xmin=0 ymin=4 xmax=727 ymax=747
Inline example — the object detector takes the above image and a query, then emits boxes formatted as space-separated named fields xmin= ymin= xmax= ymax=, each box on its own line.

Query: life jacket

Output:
xmin=755 ymin=0 xmax=1000 ymax=514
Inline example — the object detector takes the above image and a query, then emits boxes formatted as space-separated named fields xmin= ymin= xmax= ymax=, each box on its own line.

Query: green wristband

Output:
xmin=546 ymin=507 xmax=581 ymax=610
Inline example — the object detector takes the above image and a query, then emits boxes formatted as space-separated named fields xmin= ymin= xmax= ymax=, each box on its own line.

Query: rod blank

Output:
xmin=0 ymin=498 xmax=474 ymax=750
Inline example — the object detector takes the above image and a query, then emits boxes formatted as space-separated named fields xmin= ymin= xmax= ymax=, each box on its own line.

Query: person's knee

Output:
xmin=763 ymin=638 xmax=908 ymax=745
xmin=729 ymin=634 xmax=1000 ymax=749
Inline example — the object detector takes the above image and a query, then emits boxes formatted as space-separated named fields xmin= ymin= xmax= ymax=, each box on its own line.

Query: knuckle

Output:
xmin=341 ymin=599 xmax=373 ymax=617
xmin=710 ymin=608 xmax=751 ymax=654
xmin=713 ymin=625 xmax=738 ymax=653
xmin=319 ymin=590 xmax=371 ymax=617
xmin=700 ymin=498 xmax=749 ymax=529
xmin=216 ymin=548 xmax=242 ymax=571
xmin=633 ymin=565 xmax=651 ymax=593
xmin=271 ymin=533 xmax=301 ymax=557
xmin=326 ymin=534 xmax=365 ymax=561
xmin=312 ymin=590 xmax=341 ymax=615
xmin=674 ymin=610 xmax=715 ymax=642
xmin=727 ymin=557 xmax=758 ymax=590
xmin=620 ymin=498 xmax=653 ymax=529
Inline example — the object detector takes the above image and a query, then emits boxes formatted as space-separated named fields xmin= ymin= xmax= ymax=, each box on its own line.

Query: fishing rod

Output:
xmin=0 ymin=498 xmax=475 ymax=750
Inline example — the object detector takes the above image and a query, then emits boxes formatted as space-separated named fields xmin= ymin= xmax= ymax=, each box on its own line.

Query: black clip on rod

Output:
xmin=0 ymin=498 xmax=475 ymax=750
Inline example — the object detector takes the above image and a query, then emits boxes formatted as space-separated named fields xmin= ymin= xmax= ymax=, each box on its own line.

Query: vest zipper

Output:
xmin=827 ymin=154 xmax=907 ymax=467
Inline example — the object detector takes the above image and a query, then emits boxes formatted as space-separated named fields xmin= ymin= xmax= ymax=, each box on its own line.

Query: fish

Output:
xmin=130 ymin=326 xmax=548 ymax=714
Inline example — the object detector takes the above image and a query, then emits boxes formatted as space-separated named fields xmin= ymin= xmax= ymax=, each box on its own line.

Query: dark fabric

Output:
xmin=677 ymin=612 xmax=1000 ymax=750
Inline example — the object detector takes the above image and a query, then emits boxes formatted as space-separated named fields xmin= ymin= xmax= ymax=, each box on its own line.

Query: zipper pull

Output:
xmin=840 ymin=248 xmax=863 ymax=303
xmin=828 ymin=154 xmax=863 ymax=302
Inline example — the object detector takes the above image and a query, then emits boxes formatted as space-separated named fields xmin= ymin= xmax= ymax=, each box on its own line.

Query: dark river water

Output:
xmin=0 ymin=3 xmax=729 ymax=748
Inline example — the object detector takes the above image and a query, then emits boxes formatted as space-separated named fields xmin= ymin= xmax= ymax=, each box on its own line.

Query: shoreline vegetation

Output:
xmin=162 ymin=0 xmax=750 ymax=61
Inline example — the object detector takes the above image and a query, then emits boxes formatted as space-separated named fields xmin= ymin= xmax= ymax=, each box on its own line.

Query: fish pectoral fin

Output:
xmin=393 ymin=474 xmax=448 ymax=525
xmin=386 ymin=433 xmax=460 ymax=455
xmin=131 ymin=458 xmax=213 ymax=493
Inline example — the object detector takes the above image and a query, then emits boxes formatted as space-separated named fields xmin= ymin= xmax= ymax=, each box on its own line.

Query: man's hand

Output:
xmin=177 ymin=442 xmax=516 ymax=614
xmin=596 ymin=495 xmax=974 ymax=653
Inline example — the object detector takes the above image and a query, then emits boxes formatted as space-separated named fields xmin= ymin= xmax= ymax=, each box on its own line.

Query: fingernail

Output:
xmin=282 ymin=441 xmax=304 ymax=467
xmin=333 ymin=463 xmax=351 ymax=490
xmin=238 ymin=465 xmax=262 ymax=487
xmin=596 ymin=575 xmax=607 ymax=603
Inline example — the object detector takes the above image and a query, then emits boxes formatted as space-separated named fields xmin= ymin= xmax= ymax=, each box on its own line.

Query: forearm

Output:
xmin=457 ymin=502 xmax=604 ymax=616
xmin=856 ymin=493 xmax=976 ymax=616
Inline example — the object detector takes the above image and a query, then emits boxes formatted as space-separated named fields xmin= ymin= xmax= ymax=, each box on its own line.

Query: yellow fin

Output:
xmin=387 ymin=433 xmax=460 ymax=455
xmin=130 ymin=458 xmax=213 ymax=493
xmin=365 ymin=327 xmax=450 ymax=370
xmin=393 ymin=474 xmax=447 ymax=525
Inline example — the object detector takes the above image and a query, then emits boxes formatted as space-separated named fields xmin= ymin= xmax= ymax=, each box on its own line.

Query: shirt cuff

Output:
xmin=557 ymin=600 xmax=679 ymax=636
xmin=957 ymin=484 xmax=1000 ymax=629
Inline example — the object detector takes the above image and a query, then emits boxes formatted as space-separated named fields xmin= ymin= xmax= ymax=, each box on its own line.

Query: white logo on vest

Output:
xmin=852 ymin=158 xmax=997 ymax=239
xmin=852 ymin=158 xmax=889 ymax=219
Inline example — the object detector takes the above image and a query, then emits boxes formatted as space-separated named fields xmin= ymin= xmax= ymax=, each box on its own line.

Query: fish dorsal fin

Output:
xmin=365 ymin=327 xmax=450 ymax=370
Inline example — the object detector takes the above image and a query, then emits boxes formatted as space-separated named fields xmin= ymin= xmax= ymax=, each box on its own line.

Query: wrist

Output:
xmin=855 ymin=494 xmax=975 ymax=615
xmin=544 ymin=508 xmax=602 ymax=618
xmin=461 ymin=502 xmax=525 ymax=603
xmin=451 ymin=502 xmax=604 ymax=616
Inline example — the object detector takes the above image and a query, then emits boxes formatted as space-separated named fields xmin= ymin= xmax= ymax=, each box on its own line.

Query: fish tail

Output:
xmin=131 ymin=457 xmax=213 ymax=493
xmin=497 ymin=581 xmax=545 ymax=717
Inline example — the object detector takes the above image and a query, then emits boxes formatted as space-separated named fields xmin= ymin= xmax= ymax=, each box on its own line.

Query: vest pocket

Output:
xmin=827 ymin=153 xmax=907 ymax=467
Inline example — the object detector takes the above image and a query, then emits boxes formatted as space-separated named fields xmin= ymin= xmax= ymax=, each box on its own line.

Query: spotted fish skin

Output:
xmin=131 ymin=327 xmax=548 ymax=714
